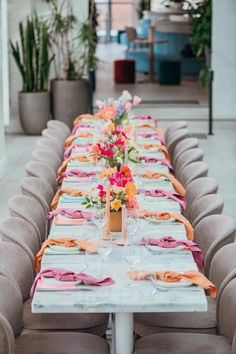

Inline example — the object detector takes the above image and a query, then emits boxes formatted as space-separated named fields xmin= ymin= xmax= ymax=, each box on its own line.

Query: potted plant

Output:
xmin=10 ymin=15 xmax=53 ymax=135
xmin=45 ymin=0 xmax=92 ymax=128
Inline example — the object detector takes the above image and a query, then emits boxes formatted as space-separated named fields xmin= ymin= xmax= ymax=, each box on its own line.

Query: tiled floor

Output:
xmin=1 ymin=120 xmax=236 ymax=223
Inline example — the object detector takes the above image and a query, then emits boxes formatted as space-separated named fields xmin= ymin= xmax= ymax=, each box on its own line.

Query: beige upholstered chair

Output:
xmin=184 ymin=177 xmax=218 ymax=219
xmin=178 ymin=161 xmax=208 ymax=188
xmin=0 ymin=243 xmax=109 ymax=337
xmin=175 ymin=148 xmax=204 ymax=179
xmin=134 ymin=275 xmax=236 ymax=354
xmin=37 ymin=137 xmax=63 ymax=160
xmin=8 ymin=195 xmax=47 ymax=242
xmin=165 ymin=121 xmax=188 ymax=144
xmin=0 ymin=275 xmax=109 ymax=354
xmin=172 ymin=137 xmax=199 ymax=168
xmin=47 ymin=119 xmax=71 ymax=138
xmin=166 ymin=129 xmax=189 ymax=158
xmin=32 ymin=149 xmax=61 ymax=173
xmin=25 ymin=161 xmax=58 ymax=194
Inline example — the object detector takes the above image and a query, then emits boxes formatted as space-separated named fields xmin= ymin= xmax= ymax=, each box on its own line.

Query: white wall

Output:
xmin=212 ymin=0 xmax=236 ymax=119
xmin=0 ymin=0 xmax=6 ymax=178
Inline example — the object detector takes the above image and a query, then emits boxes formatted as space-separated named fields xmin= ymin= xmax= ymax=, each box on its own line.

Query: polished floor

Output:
xmin=0 ymin=120 xmax=236 ymax=223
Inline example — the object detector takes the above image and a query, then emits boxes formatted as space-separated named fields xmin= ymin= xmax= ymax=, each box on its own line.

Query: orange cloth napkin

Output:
xmin=140 ymin=144 xmax=170 ymax=161
xmin=64 ymin=133 xmax=93 ymax=149
xmin=138 ymin=124 xmax=156 ymax=129
xmin=139 ymin=171 xmax=185 ymax=196
xmin=73 ymin=114 xmax=97 ymax=127
xmin=51 ymin=188 xmax=87 ymax=210
xmin=128 ymin=269 xmax=216 ymax=298
xmin=34 ymin=237 xmax=96 ymax=272
xmin=139 ymin=210 xmax=194 ymax=241
xmin=155 ymin=127 xmax=165 ymax=137
xmin=57 ymin=156 xmax=91 ymax=175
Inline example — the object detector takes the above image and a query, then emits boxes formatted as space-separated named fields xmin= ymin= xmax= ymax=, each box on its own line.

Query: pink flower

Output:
xmin=125 ymin=102 xmax=132 ymax=110
xmin=97 ymin=184 xmax=106 ymax=198
xmin=96 ymin=99 xmax=104 ymax=108
xmin=133 ymin=96 xmax=142 ymax=106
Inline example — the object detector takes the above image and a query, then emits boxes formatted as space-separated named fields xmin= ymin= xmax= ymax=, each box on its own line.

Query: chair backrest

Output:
xmin=37 ymin=137 xmax=63 ymax=159
xmin=218 ymin=277 xmax=236 ymax=343
xmin=209 ymin=243 xmax=236 ymax=292
xmin=8 ymin=194 xmax=47 ymax=242
xmin=189 ymin=194 xmax=224 ymax=228
xmin=166 ymin=129 xmax=189 ymax=158
xmin=195 ymin=214 xmax=236 ymax=277
xmin=42 ymin=128 xmax=65 ymax=146
xmin=184 ymin=177 xmax=218 ymax=218
xmin=20 ymin=176 xmax=54 ymax=214
xmin=175 ymin=148 xmax=204 ymax=179
xmin=0 ymin=275 xmax=23 ymax=340
xmin=25 ymin=161 xmax=57 ymax=193
xmin=172 ymin=137 xmax=199 ymax=168
xmin=125 ymin=26 xmax=137 ymax=42
xmin=0 ymin=243 xmax=34 ymax=301
xmin=178 ymin=161 xmax=208 ymax=188
xmin=47 ymin=119 xmax=71 ymax=138
xmin=32 ymin=149 xmax=61 ymax=172
xmin=165 ymin=120 xmax=187 ymax=143
xmin=0 ymin=216 xmax=40 ymax=262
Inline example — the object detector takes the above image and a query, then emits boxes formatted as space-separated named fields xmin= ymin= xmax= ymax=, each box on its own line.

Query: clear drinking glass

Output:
xmin=124 ymin=241 xmax=141 ymax=287
xmin=126 ymin=208 xmax=140 ymax=241
xmin=92 ymin=207 xmax=107 ymax=241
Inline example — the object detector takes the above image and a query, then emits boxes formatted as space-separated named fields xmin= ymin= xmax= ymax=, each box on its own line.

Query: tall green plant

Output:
xmin=189 ymin=0 xmax=212 ymax=86
xmin=10 ymin=15 xmax=53 ymax=92
xmin=137 ymin=0 xmax=151 ymax=19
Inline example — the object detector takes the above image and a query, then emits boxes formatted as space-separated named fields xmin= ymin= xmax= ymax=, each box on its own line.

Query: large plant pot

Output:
xmin=19 ymin=92 xmax=50 ymax=135
xmin=110 ymin=211 xmax=122 ymax=232
xmin=51 ymin=79 xmax=89 ymax=128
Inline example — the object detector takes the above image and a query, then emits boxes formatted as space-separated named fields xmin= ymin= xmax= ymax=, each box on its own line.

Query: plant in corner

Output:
xmin=10 ymin=14 xmax=53 ymax=135
xmin=45 ymin=0 xmax=95 ymax=127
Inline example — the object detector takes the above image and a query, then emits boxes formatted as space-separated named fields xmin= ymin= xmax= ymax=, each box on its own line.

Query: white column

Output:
xmin=212 ymin=0 xmax=236 ymax=119
xmin=0 ymin=0 xmax=6 ymax=179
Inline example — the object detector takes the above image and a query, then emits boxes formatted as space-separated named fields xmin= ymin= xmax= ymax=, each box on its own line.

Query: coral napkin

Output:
xmin=64 ymin=143 xmax=92 ymax=159
xmin=139 ymin=210 xmax=194 ymax=241
xmin=139 ymin=156 xmax=173 ymax=173
xmin=139 ymin=189 xmax=186 ymax=210
xmin=57 ymin=156 xmax=91 ymax=175
xmin=139 ymin=172 xmax=185 ymax=197
xmin=48 ymin=209 xmax=93 ymax=220
xmin=73 ymin=114 xmax=97 ymax=127
xmin=128 ymin=269 xmax=216 ymax=297
xmin=51 ymin=188 xmax=87 ymax=210
xmin=137 ymin=124 xmax=156 ymax=129
xmin=34 ymin=238 xmax=96 ymax=272
xmin=57 ymin=168 xmax=95 ymax=184
xmin=139 ymin=144 xmax=170 ymax=161
xmin=64 ymin=133 xmax=93 ymax=149
xmin=139 ymin=236 xmax=203 ymax=271
xmin=31 ymin=267 xmax=115 ymax=296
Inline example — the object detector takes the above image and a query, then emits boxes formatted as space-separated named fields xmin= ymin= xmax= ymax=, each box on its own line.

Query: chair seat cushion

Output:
xmin=134 ymin=332 xmax=231 ymax=354
xmin=134 ymin=297 xmax=217 ymax=336
xmin=23 ymin=299 xmax=108 ymax=335
xmin=16 ymin=332 xmax=109 ymax=354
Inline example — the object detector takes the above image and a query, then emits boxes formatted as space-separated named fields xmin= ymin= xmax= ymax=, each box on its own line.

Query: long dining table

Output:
xmin=31 ymin=117 xmax=207 ymax=354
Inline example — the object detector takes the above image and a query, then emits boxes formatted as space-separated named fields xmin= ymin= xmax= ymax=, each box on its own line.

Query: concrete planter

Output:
xmin=19 ymin=91 xmax=50 ymax=135
xmin=51 ymin=79 xmax=89 ymax=128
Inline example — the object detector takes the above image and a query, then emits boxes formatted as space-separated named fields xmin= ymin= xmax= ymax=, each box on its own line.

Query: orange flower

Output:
xmin=125 ymin=182 xmax=136 ymax=197
xmin=99 ymin=105 xmax=116 ymax=121
xmin=111 ymin=199 xmax=122 ymax=211
xmin=107 ymin=122 xmax=115 ymax=132
xmin=100 ymin=167 xmax=116 ymax=178
xmin=125 ymin=196 xmax=139 ymax=209
xmin=120 ymin=165 xmax=132 ymax=178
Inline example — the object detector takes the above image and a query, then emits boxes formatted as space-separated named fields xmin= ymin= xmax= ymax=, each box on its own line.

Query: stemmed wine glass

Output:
xmin=126 ymin=208 xmax=140 ymax=242
xmin=124 ymin=241 xmax=141 ymax=287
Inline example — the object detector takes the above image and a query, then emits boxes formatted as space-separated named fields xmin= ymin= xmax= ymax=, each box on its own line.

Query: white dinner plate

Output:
xmin=151 ymin=278 xmax=193 ymax=288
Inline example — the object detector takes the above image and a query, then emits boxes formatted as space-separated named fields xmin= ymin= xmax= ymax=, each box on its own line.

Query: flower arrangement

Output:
xmin=90 ymin=122 xmax=139 ymax=168
xmin=96 ymin=90 xmax=141 ymax=127
xmin=82 ymin=165 xmax=138 ymax=212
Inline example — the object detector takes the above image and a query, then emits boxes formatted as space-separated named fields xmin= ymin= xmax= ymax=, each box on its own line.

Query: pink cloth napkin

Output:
xmin=57 ymin=169 xmax=96 ymax=182
xmin=30 ymin=268 xmax=115 ymax=297
xmin=47 ymin=209 xmax=93 ymax=220
xmin=140 ymin=156 xmax=173 ymax=173
xmin=135 ymin=115 xmax=157 ymax=123
xmin=72 ymin=124 xmax=92 ymax=135
xmin=139 ymin=236 xmax=204 ymax=271
xmin=138 ymin=133 xmax=165 ymax=145
xmin=64 ymin=143 xmax=92 ymax=159
xmin=139 ymin=188 xmax=186 ymax=210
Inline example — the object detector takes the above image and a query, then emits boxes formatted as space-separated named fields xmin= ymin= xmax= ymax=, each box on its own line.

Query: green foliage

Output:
xmin=137 ymin=0 xmax=151 ymax=19
xmin=189 ymin=0 xmax=212 ymax=86
xmin=10 ymin=14 xmax=53 ymax=92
